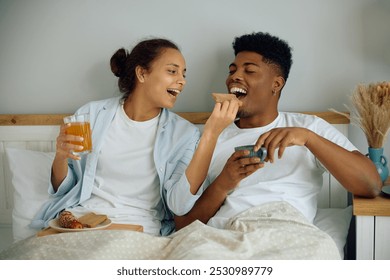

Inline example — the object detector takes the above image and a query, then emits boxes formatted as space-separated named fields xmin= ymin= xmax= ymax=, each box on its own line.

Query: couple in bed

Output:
xmin=31 ymin=32 xmax=381 ymax=238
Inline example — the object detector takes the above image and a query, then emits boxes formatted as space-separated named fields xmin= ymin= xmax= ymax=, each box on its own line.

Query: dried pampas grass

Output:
xmin=332 ymin=81 xmax=390 ymax=148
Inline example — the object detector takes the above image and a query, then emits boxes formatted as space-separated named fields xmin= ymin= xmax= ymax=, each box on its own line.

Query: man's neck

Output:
xmin=236 ymin=111 xmax=279 ymax=129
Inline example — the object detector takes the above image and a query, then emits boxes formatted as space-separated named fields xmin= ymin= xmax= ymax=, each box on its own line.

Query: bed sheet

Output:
xmin=0 ymin=202 xmax=342 ymax=260
xmin=314 ymin=206 xmax=352 ymax=259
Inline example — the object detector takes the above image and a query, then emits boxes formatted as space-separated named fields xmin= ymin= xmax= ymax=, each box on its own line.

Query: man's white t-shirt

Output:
xmin=70 ymin=105 xmax=163 ymax=235
xmin=206 ymin=112 xmax=357 ymax=229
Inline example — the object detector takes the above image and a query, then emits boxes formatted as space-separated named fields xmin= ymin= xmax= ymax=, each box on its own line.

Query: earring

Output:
xmin=272 ymin=89 xmax=277 ymax=96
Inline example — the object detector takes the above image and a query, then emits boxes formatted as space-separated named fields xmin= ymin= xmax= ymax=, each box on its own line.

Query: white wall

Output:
xmin=1 ymin=0 xmax=389 ymax=158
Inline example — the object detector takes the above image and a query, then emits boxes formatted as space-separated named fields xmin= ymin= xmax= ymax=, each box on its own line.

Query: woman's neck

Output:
xmin=123 ymin=94 xmax=161 ymax=121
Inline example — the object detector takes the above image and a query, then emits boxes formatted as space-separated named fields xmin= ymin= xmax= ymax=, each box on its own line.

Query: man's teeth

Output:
xmin=230 ymin=87 xmax=247 ymax=94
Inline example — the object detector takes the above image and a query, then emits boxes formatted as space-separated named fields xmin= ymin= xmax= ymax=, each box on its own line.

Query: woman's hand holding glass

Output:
xmin=56 ymin=123 xmax=85 ymax=161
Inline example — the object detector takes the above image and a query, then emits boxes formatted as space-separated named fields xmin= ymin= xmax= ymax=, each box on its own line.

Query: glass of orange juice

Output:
xmin=63 ymin=113 xmax=92 ymax=155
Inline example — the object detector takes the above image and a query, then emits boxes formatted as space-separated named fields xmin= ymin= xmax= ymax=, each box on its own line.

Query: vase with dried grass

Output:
xmin=333 ymin=81 xmax=390 ymax=183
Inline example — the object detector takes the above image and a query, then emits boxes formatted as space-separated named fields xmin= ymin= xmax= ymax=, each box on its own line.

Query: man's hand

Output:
xmin=214 ymin=149 xmax=264 ymax=193
xmin=254 ymin=127 xmax=311 ymax=163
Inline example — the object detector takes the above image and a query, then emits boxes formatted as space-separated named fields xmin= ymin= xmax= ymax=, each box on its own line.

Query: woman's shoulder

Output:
xmin=164 ymin=110 xmax=196 ymax=125
xmin=81 ymin=96 xmax=121 ymax=109
xmin=75 ymin=96 xmax=121 ymax=114
xmin=163 ymin=110 xmax=199 ymax=133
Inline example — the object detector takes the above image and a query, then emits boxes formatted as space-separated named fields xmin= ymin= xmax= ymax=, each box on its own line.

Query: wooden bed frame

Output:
xmin=0 ymin=112 xmax=350 ymax=225
xmin=0 ymin=111 xmax=349 ymax=126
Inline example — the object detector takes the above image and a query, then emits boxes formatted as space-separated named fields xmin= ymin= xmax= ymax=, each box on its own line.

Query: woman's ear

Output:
xmin=135 ymin=66 xmax=145 ymax=83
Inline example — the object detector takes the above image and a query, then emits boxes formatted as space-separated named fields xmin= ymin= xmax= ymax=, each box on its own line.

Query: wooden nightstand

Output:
xmin=353 ymin=177 xmax=390 ymax=260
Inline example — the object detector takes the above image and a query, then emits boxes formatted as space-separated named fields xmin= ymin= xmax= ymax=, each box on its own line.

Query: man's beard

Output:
xmin=236 ymin=108 xmax=250 ymax=119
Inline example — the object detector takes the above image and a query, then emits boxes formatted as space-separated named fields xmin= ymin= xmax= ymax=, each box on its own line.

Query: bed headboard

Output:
xmin=0 ymin=112 xmax=350 ymax=225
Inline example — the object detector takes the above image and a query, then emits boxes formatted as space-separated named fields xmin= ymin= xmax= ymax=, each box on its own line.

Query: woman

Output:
xmin=30 ymin=38 xmax=239 ymax=236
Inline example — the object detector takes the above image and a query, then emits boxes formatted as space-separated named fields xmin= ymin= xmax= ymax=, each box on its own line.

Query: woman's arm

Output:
xmin=51 ymin=123 xmax=84 ymax=192
xmin=185 ymin=100 xmax=240 ymax=195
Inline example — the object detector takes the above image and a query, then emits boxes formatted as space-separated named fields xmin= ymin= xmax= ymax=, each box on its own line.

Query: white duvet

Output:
xmin=0 ymin=202 xmax=341 ymax=260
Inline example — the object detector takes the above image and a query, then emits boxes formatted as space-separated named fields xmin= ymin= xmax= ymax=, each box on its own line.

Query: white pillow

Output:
xmin=5 ymin=148 xmax=54 ymax=242
xmin=314 ymin=206 xmax=352 ymax=259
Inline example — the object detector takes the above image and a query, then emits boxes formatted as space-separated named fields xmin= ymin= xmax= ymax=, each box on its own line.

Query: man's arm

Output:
xmin=305 ymin=131 xmax=382 ymax=197
xmin=254 ymin=127 xmax=382 ymax=197
xmin=175 ymin=150 xmax=263 ymax=230
xmin=174 ymin=181 xmax=227 ymax=230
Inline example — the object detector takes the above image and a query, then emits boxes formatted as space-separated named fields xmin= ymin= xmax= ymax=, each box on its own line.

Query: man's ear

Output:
xmin=273 ymin=76 xmax=285 ymax=93
xmin=135 ymin=66 xmax=145 ymax=83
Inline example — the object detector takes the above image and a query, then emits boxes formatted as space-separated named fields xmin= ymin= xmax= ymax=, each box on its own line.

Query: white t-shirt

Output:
xmin=206 ymin=112 xmax=356 ymax=229
xmin=70 ymin=105 xmax=163 ymax=235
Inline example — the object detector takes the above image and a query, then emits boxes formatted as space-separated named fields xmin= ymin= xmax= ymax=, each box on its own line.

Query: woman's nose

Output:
xmin=177 ymin=75 xmax=186 ymax=86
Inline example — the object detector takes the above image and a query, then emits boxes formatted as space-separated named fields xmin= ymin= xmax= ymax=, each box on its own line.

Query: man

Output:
xmin=174 ymin=32 xmax=381 ymax=230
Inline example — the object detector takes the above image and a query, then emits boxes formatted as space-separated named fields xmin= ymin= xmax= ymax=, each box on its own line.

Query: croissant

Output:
xmin=58 ymin=211 xmax=83 ymax=229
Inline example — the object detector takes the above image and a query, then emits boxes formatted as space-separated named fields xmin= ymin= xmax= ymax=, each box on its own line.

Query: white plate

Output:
xmin=48 ymin=218 xmax=112 ymax=232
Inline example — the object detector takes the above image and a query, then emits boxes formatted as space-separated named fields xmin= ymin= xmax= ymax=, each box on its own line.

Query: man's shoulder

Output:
xmin=279 ymin=112 xmax=322 ymax=126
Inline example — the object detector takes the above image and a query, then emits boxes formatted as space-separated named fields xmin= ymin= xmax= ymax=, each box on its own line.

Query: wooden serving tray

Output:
xmin=37 ymin=223 xmax=143 ymax=237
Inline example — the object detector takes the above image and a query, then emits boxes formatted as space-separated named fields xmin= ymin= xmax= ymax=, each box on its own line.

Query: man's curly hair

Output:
xmin=232 ymin=32 xmax=293 ymax=81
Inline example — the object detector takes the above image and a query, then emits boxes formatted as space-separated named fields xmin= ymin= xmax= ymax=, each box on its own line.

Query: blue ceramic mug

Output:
xmin=234 ymin=145 xmax=267 ymax=162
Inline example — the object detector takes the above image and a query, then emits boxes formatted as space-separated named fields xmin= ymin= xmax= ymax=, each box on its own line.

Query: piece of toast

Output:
xmin=212 ymin=93 xmax=242 ymax=106
xmin=78 ymin=212 xmax=108 ymax=228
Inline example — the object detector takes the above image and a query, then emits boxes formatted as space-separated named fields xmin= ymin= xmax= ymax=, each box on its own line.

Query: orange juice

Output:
xmin=65 ymin=122 xmax=92 ymax=153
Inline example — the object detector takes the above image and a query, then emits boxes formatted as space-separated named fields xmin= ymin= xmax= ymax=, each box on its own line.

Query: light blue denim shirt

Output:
xmin=30 ymin=96 xmax=200 ymax=236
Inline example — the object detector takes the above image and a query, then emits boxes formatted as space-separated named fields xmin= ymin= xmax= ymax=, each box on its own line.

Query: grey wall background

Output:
xmin=1 ymin=0 xmax=389 ymax=158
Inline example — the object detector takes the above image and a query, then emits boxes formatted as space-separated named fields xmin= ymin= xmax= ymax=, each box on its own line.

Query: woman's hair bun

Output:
xmin=110 ymin=48 xmax=128 ymax=77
